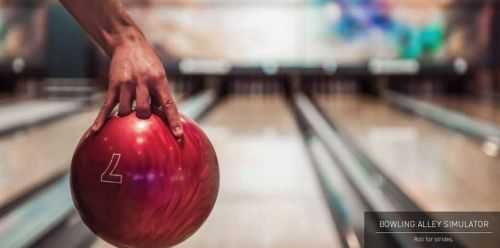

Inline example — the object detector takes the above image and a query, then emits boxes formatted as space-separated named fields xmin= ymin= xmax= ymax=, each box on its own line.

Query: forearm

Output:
xmin=59 ymin=0 xmax=145 ymax=56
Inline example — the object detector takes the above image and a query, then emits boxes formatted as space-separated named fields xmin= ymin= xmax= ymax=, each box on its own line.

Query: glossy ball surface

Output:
xmin=71 ymin=113 xmax=219 ymax=248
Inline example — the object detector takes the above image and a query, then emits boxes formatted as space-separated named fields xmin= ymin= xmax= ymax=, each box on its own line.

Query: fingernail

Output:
xmin=174 ymin=126 xmax=183 ymax=137
xmin=137 ymin=111 xmax=151 ymax=119
xmin=91 ymin=124 xmax=99 ymax=132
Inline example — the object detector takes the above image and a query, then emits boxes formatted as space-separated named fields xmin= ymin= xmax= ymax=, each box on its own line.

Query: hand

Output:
xmin=90 ymin=38 xmax=183 ymax=139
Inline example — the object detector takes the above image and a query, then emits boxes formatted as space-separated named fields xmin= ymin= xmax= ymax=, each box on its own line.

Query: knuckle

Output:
xmin=162 ymin=98 xmax=175 ymax=109
xmin=111 ymin=76 xmax=133 ymax=87
xmin=148 ymin=72 xmax=166 ymax=83
xmin=110 ymin=74 xmax=127 ymax=83
xmin=124 ymin=80 xmax=135 ymax=87
xmin=171 ymin=119 xmax=182 ymax=127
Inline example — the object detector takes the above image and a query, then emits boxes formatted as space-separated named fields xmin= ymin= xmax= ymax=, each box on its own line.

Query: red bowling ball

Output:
xmin=71 ymin=113 xmax=219 ymax=248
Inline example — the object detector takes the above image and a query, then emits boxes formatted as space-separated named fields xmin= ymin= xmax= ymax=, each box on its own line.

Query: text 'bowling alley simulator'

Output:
xmin=2 ymin=0 xmax=500 ymax=248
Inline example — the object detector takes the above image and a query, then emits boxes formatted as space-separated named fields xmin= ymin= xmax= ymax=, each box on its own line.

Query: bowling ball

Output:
xmin=71 ymin=112 xmax=219 ymax=248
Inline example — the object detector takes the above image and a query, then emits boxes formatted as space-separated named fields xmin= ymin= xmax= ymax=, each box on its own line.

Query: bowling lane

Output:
xmin=0 ymin=107 xmax=98 ymax=207
xmin=317 ymin=94 xmax=500 ymax=211
xmin=92 ymin=95 xmax=341 ymax=248
xmin=0 ymin=100 xmax=87 ymax=135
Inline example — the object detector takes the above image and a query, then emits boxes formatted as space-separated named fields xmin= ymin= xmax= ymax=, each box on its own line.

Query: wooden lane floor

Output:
xmin=0 ymin=99 xmax=91 ymax=135
xmin=0 ymin=107 xmax=98 ymax=207
xmin=317 ymin=94 xmax=500 ymax=211
xmin=92 ymin=95 xmax=342 ymax=248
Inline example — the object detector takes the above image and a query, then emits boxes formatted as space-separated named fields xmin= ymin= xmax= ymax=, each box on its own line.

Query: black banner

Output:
xmin=365 ymin=212 xmax=500 ymax=248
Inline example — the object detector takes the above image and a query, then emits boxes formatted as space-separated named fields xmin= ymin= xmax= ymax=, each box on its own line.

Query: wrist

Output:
xmin=105 ymin=26 xmax=146 ymax=55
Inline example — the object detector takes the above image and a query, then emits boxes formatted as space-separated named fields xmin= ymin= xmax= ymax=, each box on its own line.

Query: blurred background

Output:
xmin=0 ymin=0 xmax=500 ymax=247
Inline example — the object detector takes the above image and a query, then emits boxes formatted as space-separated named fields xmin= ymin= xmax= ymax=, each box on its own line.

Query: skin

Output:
xmin=59 ymin=0 xmax=183 ymax=139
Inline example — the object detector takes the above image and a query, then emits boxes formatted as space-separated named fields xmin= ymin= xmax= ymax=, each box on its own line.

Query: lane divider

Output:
xmin=291 ymin=92 xmax=466 ymax=248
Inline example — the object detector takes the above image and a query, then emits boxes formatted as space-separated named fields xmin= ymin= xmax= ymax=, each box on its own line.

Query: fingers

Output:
xmin=118 ymin=82 xmax=134 ymax=116
xmin=154 ymin=81 xmax=183 ymax=139
xmin=135 ymin=82 xmax=151 ymax=119
xmin=92 ymin=86 xmax=118 ymax=132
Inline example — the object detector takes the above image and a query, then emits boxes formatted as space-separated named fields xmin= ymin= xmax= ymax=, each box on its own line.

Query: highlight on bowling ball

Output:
xmin=70 ymin=112 xmax=219 ymax=248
